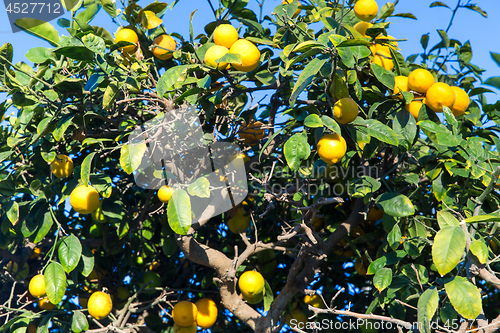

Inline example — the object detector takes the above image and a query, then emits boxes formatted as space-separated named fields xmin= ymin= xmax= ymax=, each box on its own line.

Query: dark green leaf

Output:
xmin=58 ymin=234 xmax=82 ymax=273
xmin=373 ymin=268 xmax=392 ymax=292
xmin=290 ymin=57 xmax=328 ymax=105
xmin=15 ymin=19 xmax=60 ymax=46
xmin=44 ymin=262 xmax=66 ymax=304
xmin=284 ymin=132 xmax=310 ymax=171
xmin=364 ymin=119 xmax=399 ymax=146
xmin=371 ymin=63 xmax=395 ymax=89
xmin=71 ymin=310 xmax=89 ymax=333
xmin=81 ymin=152 xmax=96 ymax=186
xmin=103 ymin=82 xmax=119 ymax=110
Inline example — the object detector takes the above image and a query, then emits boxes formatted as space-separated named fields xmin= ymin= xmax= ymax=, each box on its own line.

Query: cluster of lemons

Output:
xmin=204 ymin=24 xmax=261 ymax=72
xmin=172 ymin=298 xmax=218 ymax=332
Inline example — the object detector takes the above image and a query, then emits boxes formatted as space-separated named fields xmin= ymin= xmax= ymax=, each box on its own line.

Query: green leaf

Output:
xmin=71 ymin=310 xmax=89 ymax=333
xmin=321 ymin=115 xmax=341 ymax=134
xmin=6 ymin=201 xmax=19 ymax=225
xmin=376 ymin=193 xmax=415 ymax=217
xmin=432 ymin=226 xmax=466 ymax=276
xmin=26 ymin=47 xmax=53 ymax=63
xmin=263 ymin=280 xmax=273 ymax=312
xmin=373 ymin=267 xmax=392 ymax=292
xmin=349 ymin=176 xmax=381 ymax=198
xmin=53 ymin=46 xmax=94 ymax=61
xmin=52 ymin=115 xmax=74 ymax=141
xmin=371 ymin=63 xmax=395 ymax=90
xmin=81 ymin=152 xmax=96 ymax=186
xmin=120 ymin=143 xmax=146 ymax=174
xmin=437 ymin=211 xmax=459 ymax=228
xmin=82 ymin=34 xmax=106 ymax=55
xmin=378 ymin=2 xmax=394 ymax=20
xmin=364 ymin=119 xmax=399 ymax=146
xmin=366 ymin=250 xmax=406 ymax=275
xmin=490 ymin=52 xmax=500 ymax=68
xmin=430 ymin=1 xmax=450 ymax=9
xmin=58 ymin=234 xmax=82 ymax=273
xmin=75 ymin=3 xmax=100 ymax=23
xmin=290 ymin=57 xmax=328 ymax=105
xmin=387 ymin=223 xmax=401 ymax=251
xmin=216 ymin=52 xmax=242 ymax=65
xmin=465 ymin=214 xmax=499 ymax=223
xmin=304 ymin=114 xmax=323 ymax=128
xmin=445 ymin=276 xmax=482 ymax=320
xmin=100 ymin=0 xmax=117 ymax=17
xmin=34 ymin=211 xmax=53 ymax=243
xmin=157 ymin=65 xmax=196 ymax=97
xmin=464 ymin=4 xmax=487 ymax=18
xmin=15 ymin=19 xmax=60 ymax=46
xmin=485 ymin=77 xmax=500 ymax=90
xmin=44 ymin=262 xmax=66 ymax=304
xmin=103 ymin=82 xmax=119 ymax=110
xmin=78 ymin=246 xmax=94 ymax=277
xmin=167 ymin=189 xmax=192 ymax=235
xmin=393 ymin=109 xmax=416 ymax=147
xmin=421 ymin=34 xmax=429 ymax=49
xmin=437 ymin=29 xmax=450 ymax=49
xmin=187 ymin=177 xmax=210 ymax=198
xmin=393 ymin=13 xmax=417 ymax=19
xmin=417 ymin=288 xmax=439 ymax=333
xmin=470 ymin=240 xmax=488 ymax=264
xmin=284 ymin=132 xmax=310 ymax=171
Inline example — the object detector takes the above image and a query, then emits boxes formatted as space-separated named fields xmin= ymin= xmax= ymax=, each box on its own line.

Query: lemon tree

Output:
xmin=1 ymin=0 xmax=500 ymax=332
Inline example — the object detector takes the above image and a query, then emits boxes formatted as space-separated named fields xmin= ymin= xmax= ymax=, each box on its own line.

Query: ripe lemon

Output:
xmin=239 ymin=271 xmax=265 ymax=298
xmin=70 ymin=185 xmax=100 ymax=215
xmin=158 ymin=185 xmax=174 ymax=203
xmin=408 ymin=68 xmax=435 ymax=94
xmin=141 ymin=270 xmax=161 ymax=294
xmin=239 ymin=121 xmax=265 ymax=144
xmin=227 ymin=208 xmax=250 ymax=234
xmin=204 ymin=45 xmax=230 ymax=70
xmin=173 ymin=323 xmax=197 ymax=333
xmin=354 ymin=22 xmax=372 ymax=37
xmin=450 ymin=86 xmax=469 ymax=116
xmin=354 ymin=0 xmax=378 ymax=22
xmin=172 ymin=301 xmax=198 ymax=327
xmin=285 ymin=308 xmax=307 ymax=327
xmin=333 ymin=97 xmax=359 ymax=124
xmin=372 ymin=49 xmax=393 ymax=71
xmin=213 ymin=24 xmax=239 ymax=49
xmin=30 ymin=246 xmax=41 ymax=259
xmin=370 ymin=35 xmax=398 ymax=55
xmin=195 ymin=298 xmax=218 ymax=329
xmin=367 ymin=206 xmax=384 ymax=223
xmin=229 ymin=39 xmax=261 ymax=72
xmin=303 ymin=294 xmax=326 ymax=309
xmin=317 ymin=134 xmax=347 ymax=164
xmin=115 ymin=28 xmax=138 ymax=53
xmin=282 ymin=0 xmax=301 ymax=18
xmin=405 ymin=99 xmax=424 ymax=119
xmin=29 ymin=274 xmax=46 ymax=298
xmin=243 ymin=290 xmax=264 ymax=304
xmin=50 ymin=154 xmax=73 ymax=178
xmin=425 ymin=82 xmax=455 ymax=113
xmin=393 ymin=76 xmax=408 ymax=99
xmin=152 ymin=35 xmax=176 ymax=60
xmin=38 ymin=297 xmax=56 ymax=310
xmin=149 ymin=261 xmax=161 ymax=270
xmin=88 ymin=291 xmax=113 ymax=320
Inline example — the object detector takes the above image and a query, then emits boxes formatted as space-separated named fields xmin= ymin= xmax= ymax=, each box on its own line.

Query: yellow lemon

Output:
xmin=285 ymin=308 xmax=307 ymax=327
xmin=213 ymin=24 xmax=239 ymax=49
xmin=354 ymin=21 xmax=372 ymax=37
xmin=229 ymin=39 xmax=261 ymax=72
xmin=227 ymin=208 xmax=250 ymax=234
xmin=38 ymin=297 xmax=56 ymax=310
xmin=239 ymin=271 xmax=265 ymax=298
xmin=172 ymin=301 xmax=198 ymax=327
xmin=367 ymin=206 xmax=384 ymax=223
xmin=195 ymin=298 xmax=218 ymax=329
xmin=393 ymin=76 xmax=408 ymax=99
xmin=282 ymin=0 xmax=301 ymax=18
xmin=425 ymin=82 xmax=455 ymax=113
xmin=29 ymin=274 xmax=46 ymax=298
xmin=405 ymin=99 xmax=424 ymax=119
xmin=115 ymin=28 xmax=138 ymax=53
xmin=70 ymin=185 xmax=100 ymax=215
xmin=317 ymin=134 xmax=347 ymax=164
xmin=354 ymin=0 xmax=378 ymax=22
xmin=333 ymin=97 xmax=359 ymax=124
xmin=372 ymin=49 xmax=393 ymax=71
xmin=50 ymin=154 xmax=73 ymax=178
xmin=304 ymin=294 xmax=326 ymax=309
xmin=173 ymin=323 xmax=197 ymax=333
xmin=204 ymin=45 xmax=230 ymax=70
xmin=158 ymin=185 xmax=174 ymax=203
xmin=408 ymin=68 xmax=435 ymax=94
xmin=152 ymin=35 xmax=176 ymax=60
xmin=450 ymin=86 xmax=469 ymax=117
xmin=88 ymin=291 xmax=113 ymax=320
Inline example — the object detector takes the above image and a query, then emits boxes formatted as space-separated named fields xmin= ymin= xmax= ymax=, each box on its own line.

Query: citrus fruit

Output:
xmin=450 ymin=86 xmax=469 ymax=116
xmin=354 ymin=257 xmax=367 ymax=275
xmin=303 ymin=294 xmax=326 ymax=309
xmin=141 ymin=270 xmax=161 ymax=294
xmin=229 ymin=39 xmax=261 ymax=72
xmin=88 ymin=291 xmax=113 ymax=320
xmin=158 ymin=185 xmax=174 ymax=203
xmin=5 ymin=261 xmax=29 ymax=280
xmin=405 ymin=99 xmax=424 ymax=119
xmin=227 ymin=208 xmax=250 ymax=234
xmin=152 ymin=35 xmax=176 ymax=60
xmin=239 ymin=121 xmax=265 ymax=144
xmin=282 ymin=0 xmax=301 ymax=18
xmin=285 ymin=308 xmax=307 ymax=327
xmin=195 ymin=298 xmax=218 ymax=329
xmin=172 ymin=301 xmax=198 ymax=327
xmin=317 ymin=133 xmax=347 ymax=164
xmin=333 ymin=97 xmax=359 ymax=124
xmin=372 ymin=49 xmax=394 ymax=71
xmin=149 ymin=260 xmax=161 ymax=270
xmin=213 ymin=24 xmax=239 ymax=49
xmin=30 ymin=246 xmax=41 ymax=259
xmin=89 ymin=223 xmax=103 ymax=238
xmin=371 ymin=35 xmax=398 ymax=55
xmin=256 ymin=249 xmax=278 ymax=274
xmin=354 ymin=21 xmax=372 ymax=37
xmin=354 ymin=0 xmax=378 ymax=22
xmin=28 ymin=323 xmax=37 ymax=333
xmin=70 ymin=185 xmax=100 ymax=215
xmin=91 ymin=204 xmax=107 ymax=223
xmin=408 ymin=68 xmax=435 ymax=94
xmin=38 ymin=297 xmax=56 ymax=310
xmin=29 ymin=274 xmax=46 ymax=298
xmin=204 ymin=45 xmax=230 ymax=70
xmin=393 ymin=76 xmax=408 ymax=99
xmin=311 ymin=216 xmax=324 ymax=231
xmin=243 ymin=290 xmax=264 ymax=304
xmin=115 ymin=28 xmax=138 ymax=53
xmin=50 ymin=154 xmax=73 ymax=178
xmin=239 ymin=271 xmax=265 ymax=298
xmin=173 ymin=323 xmax=197 ymax=333
xmin=425 ymin=82 xmax=455 ymax=113
xmin=367 ymin=206 xmax=384 ymax=223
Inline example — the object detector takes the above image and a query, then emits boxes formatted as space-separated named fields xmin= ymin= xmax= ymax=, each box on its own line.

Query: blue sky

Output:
xmin=0 ymin=0 xmax=498 ymax=94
